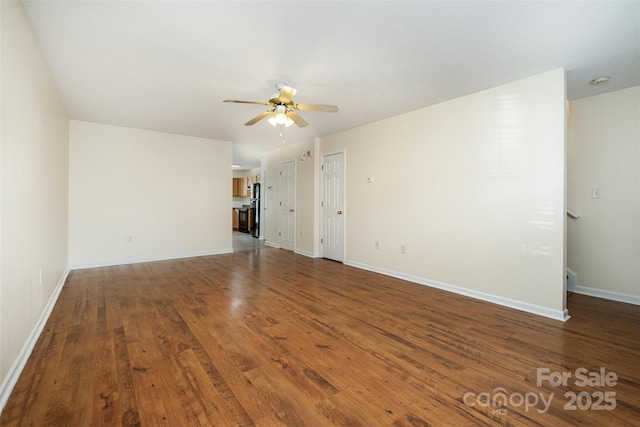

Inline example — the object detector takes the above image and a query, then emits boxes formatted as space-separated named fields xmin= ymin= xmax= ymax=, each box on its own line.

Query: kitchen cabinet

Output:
xmin=232 ymin=175 xmax=261 ymax=197
xmin=232 ymin=177 xmax=246 ymax=196
xmin=232 ymin=208 xmax=239 ymax=230
xmin=241 ymin=177 xmax=248 ymax=195
xmin=232 ymin=178 xmax=237 ymax=196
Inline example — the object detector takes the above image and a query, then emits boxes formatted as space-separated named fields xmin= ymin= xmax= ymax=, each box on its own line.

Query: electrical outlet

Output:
xmin=375 ymin=241 xmax=379 ymax=249
xmin=400 ymin=245 xmax=406 ymax=254
xmin=127 ymin=236 xmax=133 ymax=244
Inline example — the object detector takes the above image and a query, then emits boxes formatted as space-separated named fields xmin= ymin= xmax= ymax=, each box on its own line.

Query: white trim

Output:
xmin=264 ymin=241 xmax=280 ymax=249
xmin=0 ymin=268 xmax=70 ymax=413
xmin=294 ymin=248 xmax=320 ymax=258
xmin=568 ymin=285 xmax=640 ymax=306
xmin=344 ymin=259 xmax=570 ymax=322
xmin=69 ymin=249 xmax=233 ymax=270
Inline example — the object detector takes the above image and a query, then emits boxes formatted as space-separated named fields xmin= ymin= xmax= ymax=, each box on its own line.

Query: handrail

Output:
xmin=567 ymin=209 xmax=580 ymax=219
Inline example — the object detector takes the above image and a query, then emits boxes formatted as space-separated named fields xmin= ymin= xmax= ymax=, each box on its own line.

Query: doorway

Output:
xmin=321 ymin=152 xmax=345 ymax=262
xmin=280 ymin=160 xmax=296 ymax=251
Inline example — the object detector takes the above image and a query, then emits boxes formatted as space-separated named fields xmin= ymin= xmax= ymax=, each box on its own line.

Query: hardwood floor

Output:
xmin=1 ymin=248 xmax=639 ymax=426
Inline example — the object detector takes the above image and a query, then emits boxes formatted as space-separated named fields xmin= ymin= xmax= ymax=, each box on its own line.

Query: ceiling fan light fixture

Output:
xmin=268 ymin=106 xmax=294 ymax=127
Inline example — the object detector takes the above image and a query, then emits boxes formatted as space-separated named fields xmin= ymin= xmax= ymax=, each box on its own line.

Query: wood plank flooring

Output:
xmin=1 ymin=248 xmax=639 ymax=426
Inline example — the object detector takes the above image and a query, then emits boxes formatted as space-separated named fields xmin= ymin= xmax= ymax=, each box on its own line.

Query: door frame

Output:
xmin=279 ymin=159 xmax=296 ymax=251
xmin=320 ymin=150 xmax=346 ymax=261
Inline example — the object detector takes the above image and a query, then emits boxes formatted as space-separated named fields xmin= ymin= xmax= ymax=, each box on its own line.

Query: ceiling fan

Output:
xmin=223 ymin=82 xmax=338 ymax=128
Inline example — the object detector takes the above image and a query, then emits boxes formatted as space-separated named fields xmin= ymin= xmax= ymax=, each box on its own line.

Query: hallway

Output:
xmin=233 ymin=230 xmax=264 ymax=252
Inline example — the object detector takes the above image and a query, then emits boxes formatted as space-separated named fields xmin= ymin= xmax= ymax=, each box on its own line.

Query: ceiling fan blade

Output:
xmin=278 ymin=85 xmax=297 ymax=104
xmin=224 ymin=99 xmax=271 ymax=106
xmin=222 ymin=99 xmax=272 ymax=105
xmin=287 ymin=110 xmax=308 ymax=128
xmin=294 ymin=103 xmax=339 ymax=113
xmin=244 ymin=109 xmax=274 ymax=126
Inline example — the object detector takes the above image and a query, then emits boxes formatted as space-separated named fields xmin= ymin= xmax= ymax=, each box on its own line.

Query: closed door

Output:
xmin=321 ymin=152 xmax=345 ymax=262
xmin=280 ymin=160 xmax=295 ymax=251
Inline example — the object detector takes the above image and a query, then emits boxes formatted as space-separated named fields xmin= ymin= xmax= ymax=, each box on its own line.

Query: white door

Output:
xmin=280 ymin=160 xmax=296 ymax=251
xmin=321 ymin=152 xmax=345 ymax=262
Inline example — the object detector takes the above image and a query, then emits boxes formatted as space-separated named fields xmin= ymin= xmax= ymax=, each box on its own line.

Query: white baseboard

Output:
xmin=0 ymin=268 xmax=70 ymax=414
xmin=294 ymin=248 xmax=320 ymax=258
xmin=264 ymin=241 xmax=280 ymax=249
xmin=344 ymin=259 xmax=570 ymax=322
xmin=568 ymin=285 xmax=640 ymax=306
xmin=69 ymin=248 xmax=233 ymax=270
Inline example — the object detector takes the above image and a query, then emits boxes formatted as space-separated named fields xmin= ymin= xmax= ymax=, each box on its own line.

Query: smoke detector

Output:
xmin=590 ymin=77 xmax=610 ymax=85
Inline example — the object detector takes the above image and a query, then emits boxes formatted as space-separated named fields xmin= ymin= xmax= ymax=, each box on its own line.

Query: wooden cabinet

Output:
xmin=232 ymin=177 xmax=245 ymax=197
xmin=232 ymin=208 xmax=239 ymax=230
xmin=232 ymin=178 xmax=237 ymax=196
xmin=241 ymin=177 xmax=247 ymax=195
xmin=232 ymin=175 xmax=261 ymax=196
xmin=238 ymin=178 xmax=244 ymax=196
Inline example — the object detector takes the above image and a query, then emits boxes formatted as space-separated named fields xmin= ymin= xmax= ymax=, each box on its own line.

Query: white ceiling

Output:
xmin=23 ymin=1 xmax=640 ymax=169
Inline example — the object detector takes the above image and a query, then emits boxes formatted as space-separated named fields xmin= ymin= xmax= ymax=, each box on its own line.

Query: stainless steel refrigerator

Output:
xmin=250 ymin=183 xmax=260 ymax=238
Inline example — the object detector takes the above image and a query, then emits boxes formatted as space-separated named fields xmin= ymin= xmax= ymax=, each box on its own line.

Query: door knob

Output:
xmin=337 ymin=210 xmax=343 ymax=215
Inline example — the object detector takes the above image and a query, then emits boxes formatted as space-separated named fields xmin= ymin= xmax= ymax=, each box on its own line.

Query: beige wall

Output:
xmin=567 ymin=86 xmax=639 ymax=302
xmin=69 ymin=121 xmax=233 ymax=267
xmin=0 ymin=0 xmax=69 ymax=404
xmin=321 ymin=69 xmax=567 ymax=319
